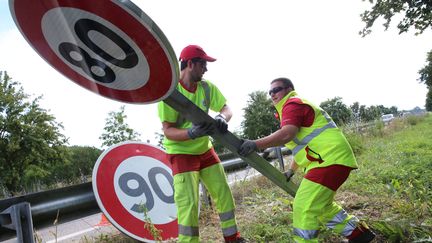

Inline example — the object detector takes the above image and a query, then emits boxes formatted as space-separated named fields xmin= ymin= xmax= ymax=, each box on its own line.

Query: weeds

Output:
xmin=49 ymin=209 xmax=60 ymax=242
xmin=140 ymin=204 xmax=162 ymax=242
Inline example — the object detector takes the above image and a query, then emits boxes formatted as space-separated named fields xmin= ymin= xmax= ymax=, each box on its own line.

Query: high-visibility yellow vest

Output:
xmin=275 ymin=91 xmax=358 ymax=172
xmin=157 ymin=80 xmax=226 ymax=154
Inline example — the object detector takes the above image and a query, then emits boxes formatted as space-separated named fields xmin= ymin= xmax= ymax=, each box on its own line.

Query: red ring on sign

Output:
xmin=94 ymin=142 xmax=177 ymax=241
xmin=11 ymin=0 xmax=177 ymax=103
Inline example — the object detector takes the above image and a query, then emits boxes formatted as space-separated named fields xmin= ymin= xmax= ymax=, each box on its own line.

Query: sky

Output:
xmin=1 ymin=0 xmax=431 ymax=148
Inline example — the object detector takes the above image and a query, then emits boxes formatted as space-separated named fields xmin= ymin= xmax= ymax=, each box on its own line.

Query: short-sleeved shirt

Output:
xmin=158 ymin=80 xmax=226 ymax=155
xmin=280 ymin=102 xmax=315 ymax=128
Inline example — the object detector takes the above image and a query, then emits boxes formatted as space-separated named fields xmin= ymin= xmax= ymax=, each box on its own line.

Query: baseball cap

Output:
xmin=179 ymin=45 xmax=216 ymax=62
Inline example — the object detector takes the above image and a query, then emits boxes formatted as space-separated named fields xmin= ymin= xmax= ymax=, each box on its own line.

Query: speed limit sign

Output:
xmin=92 ymin=142 xmax=177 ymax=242
xmin=9 ymin=0 xmax=178 ymax=103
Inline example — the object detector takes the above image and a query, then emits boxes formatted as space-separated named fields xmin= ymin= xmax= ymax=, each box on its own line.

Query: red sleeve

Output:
xmin=280 ymin=103 xmax=315 ymax=127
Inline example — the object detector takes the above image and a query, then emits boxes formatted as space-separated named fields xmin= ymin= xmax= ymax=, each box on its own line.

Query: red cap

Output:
xmin=179 ymin=45 xmax=216 ymax=62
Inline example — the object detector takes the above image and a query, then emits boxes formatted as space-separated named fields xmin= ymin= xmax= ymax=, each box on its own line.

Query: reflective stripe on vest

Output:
xmin=341 ymin=216 xmax=359 ymax=237
xmin=179 ymin=224 xmax=199 ymax=236
xmin=291 ymin=110 xmax=337 ymax=156
xmin=326 ymin=209 xmax=348 ymax=229
xmin=325 ymin=209 xmax=358 ymax=237
xmin=219 ymin=210 xmax=237 ymax=236
xmin=219 ymin=210 xmax=235 ymax=221
xmin=222 ymin=225 xmax=238 ymax=237
xmin=293 ymin=228 xmax=319 ymax=240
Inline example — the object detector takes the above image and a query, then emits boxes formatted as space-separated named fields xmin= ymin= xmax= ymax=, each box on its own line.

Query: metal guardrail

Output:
xmin=0 ymin=147 xmax=291 ymax=242
xmin=0 ymin=182 xmax=99 ymax=242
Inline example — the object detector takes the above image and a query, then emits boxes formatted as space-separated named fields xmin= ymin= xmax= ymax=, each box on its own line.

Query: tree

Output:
xmin=418 ymin=50 xmax=432 ymax=111
xmin=350 ymin=102 xmax=361 ymax=123
xmin=67 ymin=146 xmax=102 ymax=180
xmin=241 ymin=91 xmax=279 ymax=140
xmin=375 ymin=105 xmax=398 ymax=115
xmin=426 ymin=89 xmax=432 ymax=111
xmin=360 ymin=0 xmax=432 ymax=36
xmin=360 ymin=1 xmax=432 ymax=111
xmin=99 ymin=105 xmax=141 ymax=147
xmin=389 ymin=106 xmax=399 ymax=115
xmin=320 ymin=97 xmax=353 ymax=126
xmin=362 ymin=105 xmax=382 ymax=121
xmin=351 ymin=101 xmax=398 ymax=122
xmin=0 ymin=71 xmax=69 ymax=193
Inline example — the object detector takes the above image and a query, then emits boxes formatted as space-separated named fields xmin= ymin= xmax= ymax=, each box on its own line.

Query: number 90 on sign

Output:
xmin=114 ymin=156 xmax=176 ymax=225
xmin=92 ymin=142 xmax=178 ymax=240
xmin=42 ymin=7 xmax=149 ymax=90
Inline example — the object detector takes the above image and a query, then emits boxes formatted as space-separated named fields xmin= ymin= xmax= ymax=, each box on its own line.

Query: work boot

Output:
xmin=348 ymin=229 xmax=376 ymax=243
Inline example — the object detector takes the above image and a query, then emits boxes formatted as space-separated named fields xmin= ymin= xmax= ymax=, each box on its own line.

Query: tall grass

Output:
xmin=343 ymin=114 xmax=432 ymax=242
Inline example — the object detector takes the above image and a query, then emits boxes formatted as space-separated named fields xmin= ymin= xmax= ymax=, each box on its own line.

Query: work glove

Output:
xmin=283 ymin=169 xmax=295 ymax=182
xmin=214 ymin=114 xmax=228 ymax=133
xmin=187 ymin=122 xmax=214 ymax=139
xmin=238 ymin=139 xmax=258 ymax=156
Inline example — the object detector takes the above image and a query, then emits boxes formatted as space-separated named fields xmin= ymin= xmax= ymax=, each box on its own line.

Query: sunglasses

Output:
xmin=268 ymin=86 xmax=287 ymax=96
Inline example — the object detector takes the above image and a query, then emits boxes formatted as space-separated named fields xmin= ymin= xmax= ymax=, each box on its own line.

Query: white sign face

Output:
xmin=92 ymin=142 xmax=178 ymax=242
xmin=10 ymin=0 xmax=179 ymax=103
xmin=41 ymin=7 xmax=150 ymax=90
xmin=114 ymin=156 xmax=176 ymax=224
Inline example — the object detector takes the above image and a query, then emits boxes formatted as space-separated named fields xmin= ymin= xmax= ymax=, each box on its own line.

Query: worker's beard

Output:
xmin=191 ymin=74 xmax=203 ymax=83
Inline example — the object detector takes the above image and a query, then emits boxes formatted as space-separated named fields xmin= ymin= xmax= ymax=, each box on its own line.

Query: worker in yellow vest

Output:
xmin=158 ymin=45 xmax=245 ymax=243
xmin=238 ymin=77 xmax=375 ymax=243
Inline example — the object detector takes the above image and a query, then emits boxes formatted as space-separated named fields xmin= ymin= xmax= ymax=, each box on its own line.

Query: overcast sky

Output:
xmin=1 ymin=0 xmax=431 ymax=148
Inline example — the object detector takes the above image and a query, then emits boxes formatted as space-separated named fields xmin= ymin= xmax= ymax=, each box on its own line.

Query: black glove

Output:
xmin=214 ymin=114 xmax=228 ymax=133
xmin=238 ymin=139 xmax=258 ymax=156
xmin=187 ymin=122 xmax=214 ymax=139
xmin=283 ymin=169 xmax=295 ymax=182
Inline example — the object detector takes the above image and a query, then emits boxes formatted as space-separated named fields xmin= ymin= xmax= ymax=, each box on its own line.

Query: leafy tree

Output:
xmin=99 ymin=105 xmax=141 ymax=147
xmin=360 ymin=1 xmax=432 ymax=111
xmin=389 ymin=106 xmax=399 ymax=115
xmin=418 ymin=50 xmax=432 ymax=111
xmin=377 ymin=105 xmax=396 ymax=115
xmin=360 ymin=0 xmax=432 ymax=36
xmin=351 ymin=101 xmax=399 ymax=122
xmin=362 ymin=105 xmax=382 ymax=121
xmin=67 ymin=146 xmax=102 ymax=180
xmin=241 ymin=91 xmax=279 ymax=140
xmin=425 ymin=89 xmax=432 ymax=111
xmin=350 ymin=102 xmax=361 ymax=123
xmin=419 ymin=50 xmax=432 ymax=88
xmin=0 ymin=71 xmax=69 ymax=193
xmin=351 ymin=102 xmax=361 ymax=115
xmin=320 ymin=97 xmax=353 ymax=125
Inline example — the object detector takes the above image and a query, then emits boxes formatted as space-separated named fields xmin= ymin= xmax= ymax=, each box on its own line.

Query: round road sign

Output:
xmin=9 ymin=0 xmax=178 ymax=104
xmin=92 ymin=141 xmax=177 ymax=242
